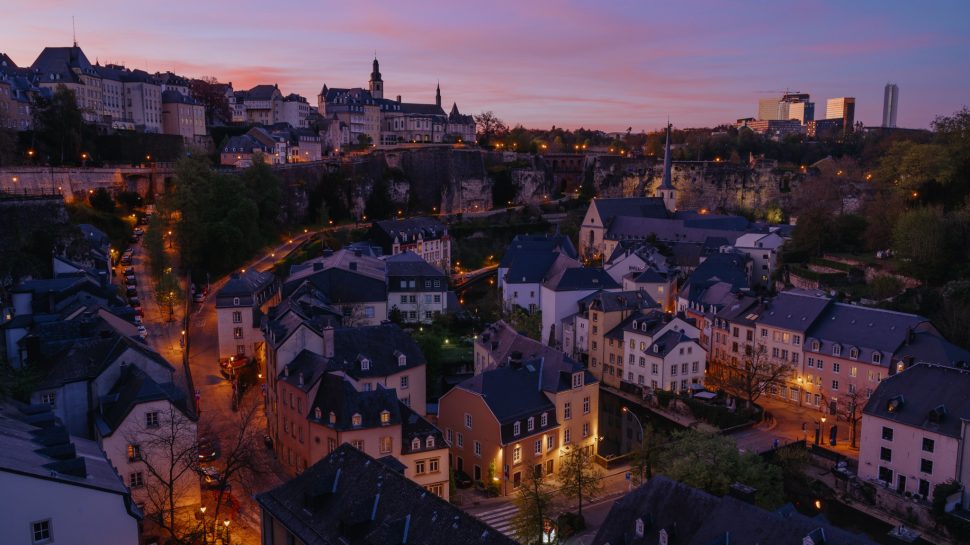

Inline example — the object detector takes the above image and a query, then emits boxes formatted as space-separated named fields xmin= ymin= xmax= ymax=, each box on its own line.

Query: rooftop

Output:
xmin=863 ymin=363 xmax=970 ymax=439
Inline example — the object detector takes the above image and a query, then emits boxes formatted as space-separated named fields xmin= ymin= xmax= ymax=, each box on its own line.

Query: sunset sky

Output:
xmin=3 ymin=0 xmax=968 ymax=131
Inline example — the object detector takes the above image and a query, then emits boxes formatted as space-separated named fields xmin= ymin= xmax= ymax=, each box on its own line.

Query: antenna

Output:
xmin=72 ymin=16 xmax=77 ymax=46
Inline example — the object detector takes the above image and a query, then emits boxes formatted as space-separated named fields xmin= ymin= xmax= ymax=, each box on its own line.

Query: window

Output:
xmin=352 ymin=439 xmax=364 ymax=451
xmin=872 ymin=353 xmax=882 ymax=364
xmin=464 ymin=413 xmax=473 ymax=429
xmin=546 ymin=435 xmax=554 ymax=451
xmin=817 ymin=359 xmax=824 ymax=370
xmin=920 ymin=458 xmax=933 ymax=474
xmin=398 ymin=354 xmax=407 ymax=366
xmin=832 ymin=362 xmax=840 ymax=373
xmin=692 ymin=361 xmax=699 ymax=373
xmin=583 ymin=396 xmax=590 ymax=414
xmin=233 ymin=327 xmax=243 ymax=339
xmin=563 ymin=429 xmax=571 ymax=444
xmin=880 ymin=447 xmax=892 ymax=462
xmin=572 ymin=373 xmax=583 ymax=389
xmin=31 ymin=520 xmax=51 ymax=544
xmin=456 ymin=433 xmax=464 ymax=448
xmin=400 ymin=295 xmax=407 ymax=304
xmin=540 ymin=412 xmax=548 ymax=427
xmin=127 ymin=444 xmax=142 ymax=462
xmin=850 ymin=366 xmax=858 ymax=378
xmin=329 ymin=411 xmax=336 ymax=425
xmin=380 ymin=436 xmax=392 ymax=454
xmin=474 ymin=440 xmax=481 ymax=456
xmin=429 ymin=458 xmax=439 ymax=472
xmin=923 ymin=438 xmax=935 ymax=453
xmin=793 ymin=335 xmax=801 ymax=346
xmin=583 ymin=422 xmax=590 ymax=438
xmin=513 ymin=446 xmax=522 ymax=464
xmin=40 ymin=392 xmax=56 ymax=407
xmin=426 ymin=483 xmax=444 ymax=497
xmin=670 ymin=365 xmax=677 ymax=376
xmin=237 ymin=344 xmax=245 ymax=356
xmin=146 ymin=411 xmax=159 ymax=428
xmin=564 ymin=402 xmax=572 ymax=420
xmin=849 ymin=347 xmax=859 ymax=360
xmin=882 ymin=426 xmax=894 ymax=441
xmin=513 ymin=421 xmax=521 ymax=436
xmin=527 ymin=417 xmax=535 ymax=432
xmin=130 ymin=471 xmax=144 ymax=488
xmin=831 ymin=380 xmax=839 ymax=391
xmin=811 ymin=340 xmax=820 ymax=351
xmin=352 ymin=413 xmax=362 ymax=427
xmin=415 ymin=460 xmax=426 ymax=474
xmin=232 ymin=297 xmax=240 ymax=306
xmin=651 ymin=363 xmax=658 ymax=374
xmin=833 ymin=345 xmax=842 ymax=356
xmin=534 ymin=440 xmax=542 ymax=454
xmin=232 ymin=311 xmax=242 ymax=323
xmin=400 ymin=376 xmax=409 ymax=389
xmin=380 ymin=410 xmax=390 ymax=425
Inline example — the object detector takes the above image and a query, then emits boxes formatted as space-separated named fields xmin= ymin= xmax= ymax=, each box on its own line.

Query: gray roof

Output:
xmin=456 ymin=360 xmax=561 ymax=442
xmin=0 ymin=403 xmax=141 ymax=519
xmin=644 ymin=329 xmax=693 ymax=358
xmin=241 ymin=84 xmax=280 ymax=101
xmin=96 ymin=365 xmax=193 ymax=436
xmin=372 ymin=217 xmax=447 ymax=249
xmin=607 ymin=216 xmax=748 ymax=245
xmin=36 ymin=334 xmax=174 ymax=390
xmin=386 ymin=251 xmax=445 ymax=278
xmin=255 ymin=444 xmax=517 ymax=545
xmin=805 ymin=303 xmax=929 ymax=367
xmin=893 ymin=331 xmax=970 ymax=368
xmin=592 ymin=197 xmax=670 ymax=224
xmin=505 ymin=252 xmax=560 ymax=284
xmin=161 ymin=89 xmax=199 ymax=105
xmin=756 ymin=290 xmax=832 ymax=332
xmin=499 ymin=233 xmax=578 ymax=267
xmin=593 ymin=476 xmax=877 ymax=545
xmin=545 ymin=267 xmax=620 ymax=292
xmin=216 ymin=270 xmax=276 ymax=307
xmin=309 ymin=374 xmax=402 ymax=431
xmin=714 ymin=294 xmax=765 ymax=327
xmin=327 ymin=324 xmax=427 ymax=380
xmin=30 ymin=46 xmax=98 ymax=83
xmin=581 ymin=289 xmax=659 ymax=313
xmin=863 ymin=363 xmax=970 ymax=439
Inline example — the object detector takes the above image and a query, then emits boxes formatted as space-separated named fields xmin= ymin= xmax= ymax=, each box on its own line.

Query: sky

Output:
xmin=2 ymin=0 xmax=968 ymax=131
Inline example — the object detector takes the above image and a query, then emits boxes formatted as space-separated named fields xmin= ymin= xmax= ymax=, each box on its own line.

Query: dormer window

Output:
xmin=849 ymin=347 xmax=859 ymax=360
xmin=398 ymin=354 xmax=406 ymax=367
xmin=540 ymin=412 xmax=548 ymax=427
xmin=329 ymin=411 xmax=336 ymax=425
xmin=352 ymin=413 xmax=362 ymax=427
xmin=361 ymin=358 xmax=370 ymax=371
xmin=873 ymin=353 xmax=882 ymax=364
xmin=653 ymin=344 xmax=660 ymax=353
xmin=513 ymin=421 xmax=521 ymax=436
xmin=314 ymin=407 xmax=322 ymax=420
xmin=426 ymin=436 xmax=435 ymax=448
xmin=632 ymin=320 xmax=638 ymax=329
xmin=635 ymin=518 xmax=645 ymax=538
xmin=886 ymin=395 xmax=904 ymax=413
xmin=233 ymin=297 xmax=240 ymax=306
xmin=833 ymin=345 xmax=842 ymax=357
xmin=641 ymin=323 xmax=647 ymax=332
xmin=811 ymin=340 xmax=820 ymax=351
xmin=412 ymin=438 xmax=421 ymax=450
xmin=572 ymin=372 xmax=583 ymax=389
xmin=527 ymin=417 xmax=535 ymax=432
xmin=380 ymin=410 xmax=390 ymax=425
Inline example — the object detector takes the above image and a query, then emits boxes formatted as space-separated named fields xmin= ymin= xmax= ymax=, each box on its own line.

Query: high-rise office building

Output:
xmin=826 ymin=97 xmax=855 ymax=134
xmin=882 ymin=83 xmax=898 ymax=128
xmin=757 ymin=92 xmax=814 ymax=123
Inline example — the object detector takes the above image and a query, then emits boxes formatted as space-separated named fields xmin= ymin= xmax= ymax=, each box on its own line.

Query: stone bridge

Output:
xmin=0 ymin=163 xmax=176 ymax=202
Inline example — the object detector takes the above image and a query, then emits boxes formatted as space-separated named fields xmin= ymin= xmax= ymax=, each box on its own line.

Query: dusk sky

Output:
xmin=3 ymin=1 xmax=968 ymax=131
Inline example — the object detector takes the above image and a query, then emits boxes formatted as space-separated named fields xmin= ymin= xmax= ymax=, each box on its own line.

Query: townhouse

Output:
xmin=540 ymin=268 xmax=621 ymax=348
xmin=215 ymin=269 xmax=279 ymax=362
xmin=621 ymin=310 xmax=703 ymax=393
xmin=581 ymin=290 xmax=659 ymax=388
xmin=282 ymin=247 xmax=388 ymax=326
xmin=386 ymin=251 xmax=450 ymax=323
xmin=370 ymin=217 xmax=452 ymax=274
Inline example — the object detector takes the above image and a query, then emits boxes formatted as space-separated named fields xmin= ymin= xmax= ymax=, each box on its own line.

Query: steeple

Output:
xmin=435 ymin=81 xmax=441 ymax=107
xmin=371 ymin=57 xmax=381 ymax=81
xmin=657 ymin=122 xmax=677 ymax=213
xmin=368 ymin=56 xmax=383 ymax=99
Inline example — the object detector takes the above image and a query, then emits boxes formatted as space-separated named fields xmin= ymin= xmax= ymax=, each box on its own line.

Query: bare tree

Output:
xmin=558 ymin=444 xmax=603 ymax=518
xmin=474 ymin=111 xmax=507 ymax=143
xmin=511 ymin=468 xmax=557 ymax=545
xmin=126 ymin=404 xmax=199 ymax=542
xmin=711 ymin=345 xmax=792 ymax=408
xmin=833 ymin=387 xmax=866 ymax=448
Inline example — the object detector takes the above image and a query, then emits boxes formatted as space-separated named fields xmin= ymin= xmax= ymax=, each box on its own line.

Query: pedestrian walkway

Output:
xmin=474 ymin=504 xmax=520 ymax=538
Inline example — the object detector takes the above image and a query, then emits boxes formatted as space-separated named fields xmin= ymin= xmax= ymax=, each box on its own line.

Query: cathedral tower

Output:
xmin=657 ymin=123 xmax=677 ymax=213
xmin=369 ymin=57 xmax=383 ymax=99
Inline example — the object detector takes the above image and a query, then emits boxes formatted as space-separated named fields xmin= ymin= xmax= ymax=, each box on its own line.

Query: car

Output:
xmin=198 ymin=466 xmax=224 ymax=489
xmin=126 ymin=286 xmax=137 ymax=295
xmin=132 ymin=307 xmax=143 ymax=317
xmin=134 ymin=227 xmax=144 ymax=236
xmin=219 ymin=356 xmax=251 ymax=379
xmin=133 ymin=315 xmax=143 ymax=325
xmin=121 ymin=255 xmax=132 ymax=265
xmin=197 ymin=437 xmax=220 ymax=462
xmin=136 ymin=325 xmax=148 ymax=338
xmin=123 ymin=266 xmax=134 ymax=275
xmin=128 ymin=297 xmax=140 ymax=307
xmin=129 ymin=235 xmax=139 ymax=243
xmin=193 ymin=292 xmax=205 ymax=303
xmin=125 ymin=276 xmax=137 ymax=286
xmin=454 ymin=470 xmax=473 ymax=489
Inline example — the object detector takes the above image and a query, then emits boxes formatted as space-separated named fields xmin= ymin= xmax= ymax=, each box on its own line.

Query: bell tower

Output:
xmin=369 ymin=57 xmax=383 ymax=99
xmin=657 ymin=123 xmax=677 ymax=214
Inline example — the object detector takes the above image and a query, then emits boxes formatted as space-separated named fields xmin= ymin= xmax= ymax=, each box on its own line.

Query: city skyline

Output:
xmin=2 ymin=1 xmax=968 ymax=131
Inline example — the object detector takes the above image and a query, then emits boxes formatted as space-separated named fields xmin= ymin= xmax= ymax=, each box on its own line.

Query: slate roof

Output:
xmin=288 ymin=248 xmax=387 ymax=283
xmin=372 ymin=217 xmax=447 ymax=250
xmin=592 ymin=197 xmax=670 ymax=224
xmin=544 ymin=267 xmax=620 ymax=292
xmin=398 ymin=102 xmax=446 ymax=116
xmin=399 ymin=403 xmax=446 ymax=455
xmin=280 ymin=349 xmax=330 ymax=393
xmin=863 ymin=363 xmax=970 ymax=439
xmin=456 ymin=360 xmax=559 ymax=441
xmin=581 ymin=289 xmax=659 ymax=313
xmin=621 ymin=309 xmax=673 ymax=336
xmin=644 ymin=329 xmax=694 ymax=359
xmin=0 ymin=403 xmax=141 ymax=519
xmin=242 ymin=84 xmax=281 ymax=101
xmin=222 ymin=134 xmax=271 ymax=153
xmin=308 ymin=374 xmax=402 ymax=431
xmin=96 ymin=365 xmax=193 ymax=436
xmin=592 ymin=476 xmax=877 ymax=545
xmin=805 ymin=303 xmax=929 ymax=367
xmin=36 ymin=334 xmax=174 ymax=390
xmin=216 ymin=270 xmax=276 ymax=308
xmin=714 ymin=294 xmax=765 ymax=327
xmin=30 ymin=46 xmax=98 ymax=83
xmin=608 ymin=216 xmax=749 ymax=245
xmin=255 ymin=444 xmax=518 ymax=545
xmin=283 ymin=267 xmax=386 ymax=304
xmin=386 ymin=251 xmax=445 ymax=278
xmin=687 ymin=252 xmax=751 ymax=292
xmin=626 ymin=269 xmax=669 ymax=284
xmin=327 ymin=324 xmax=427 ymax=380
xmin=893 ymin=331 xmax=970 ymax=368
xmin=500 ymin=233 xmax=579 ymax=267
xmin=504 ymin=252 xmax=560 ymax=284
xmin=161 ymin=89 xmax=200 ymax=105
xmin=757 ymin=290 xmax=832 ymax=331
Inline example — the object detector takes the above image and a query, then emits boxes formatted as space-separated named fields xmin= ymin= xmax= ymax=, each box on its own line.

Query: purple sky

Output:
xmin=3 ymin=1 xmax=968 ymax=131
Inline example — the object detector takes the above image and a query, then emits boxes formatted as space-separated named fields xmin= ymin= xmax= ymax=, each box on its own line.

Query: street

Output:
xmin=729 ymin=396 xmax=860 ymax=459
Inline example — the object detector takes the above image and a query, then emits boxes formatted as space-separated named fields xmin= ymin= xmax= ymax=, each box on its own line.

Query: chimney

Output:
xmin=396 ymin=95 xmax=401 ymax=103
xmin=323 ymin=325 xmax=335 ymax=358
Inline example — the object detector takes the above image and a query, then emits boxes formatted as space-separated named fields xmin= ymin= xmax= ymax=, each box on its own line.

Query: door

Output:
xmin=546 ymin=459 xmax=554 ymax=475
xmin=457 ymin=456 xmax=464 ymax=472
xmin=896 ymin=475 xmax=906 ymax=494
xmin=474 ymin=465 xmax=481 ymax=482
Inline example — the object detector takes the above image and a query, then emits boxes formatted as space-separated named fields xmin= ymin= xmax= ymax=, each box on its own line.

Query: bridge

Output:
xmin=452 ymin=264 xmax=498 ymax=291
xmin=0 ymin=163 xmax=177 ymax=202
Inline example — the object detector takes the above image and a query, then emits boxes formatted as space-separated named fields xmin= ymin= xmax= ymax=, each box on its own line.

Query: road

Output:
xmin=728 ymin=396 xmax=860 ymax=458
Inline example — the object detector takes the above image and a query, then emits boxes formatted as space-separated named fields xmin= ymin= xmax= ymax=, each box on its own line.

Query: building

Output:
xmin=94 ymin=365 xmax=200 ymax=519
xmin=371 ymin=217 xmax=451 ymax=273
xmin=733 ymin=231 xmax=785 ymax=286
xmin=540 ymin=268 xmax=621 ymax=347
xmin=593 ymin=476 xmax=877 ymax=545
xmin=30 ymin=45 xmax=103 ymax=123
xmin=859 ymin=364 xmax=970 ymax=501
xmin=0 ymin=53 xmax=38 ymax=131
xmin=234 ymin=83 xmax=283 ymax=125
xmin=502 ymin=251 xmax=580 ymax=313
xmin=826 ymin=97 xmax=856 ymax=135
xmin=282 ymin=247 xmax=388 ymax=326
xmin=605 ymin=241 xmax=676 ymax=311
xmin=317 ymin=58 xmax=476 ymax=147
xmin=743 ymin=119 xmax=804 ymax=138
xmin=439 ymin=348 xmax=598 ymax=495
xmin=579 ymin=197 xmax=669 ymax=259
xmin=757 ymin=92 xmax=814 ymax=123
xmin=581 ymin=290 xmax=660 ymax=388
xmin=0 ymin=403 xmax=141 ymax=545
xmin=709 ymin=294 xmax=766 ymax=386
xmin=255 ymin=444 xmax=517 ymax=545
xmin=215 ymin=270 xmax=279 ymax=362
xmin=161 ymin=89 xmax=206 ymax=141
xmin=621 ymin=310 xmax=703 ymax=395
xmin=882 ymin=83 xmax=899 ymax=128
xmin=219 ymin=134 xmax=272 ymax=167
xmin=386 ymin=251 xmax=450 ymax=323
xmin=280 ymin=93 xmax=311 ymax=129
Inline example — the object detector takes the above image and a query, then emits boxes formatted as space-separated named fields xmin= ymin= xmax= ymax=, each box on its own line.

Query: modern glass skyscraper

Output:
xmin=882 ymin=83 xmax=899 ymax=128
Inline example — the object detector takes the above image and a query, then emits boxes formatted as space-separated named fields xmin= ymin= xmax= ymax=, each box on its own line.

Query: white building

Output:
xmin=281 ymin=93 xmax=312 ymax=129
xmin=540 ymin=268 xmax=621 ymax=347
xmin=733 ymin=232 xmax=785 ymax=287
xmin=621 ymin=311 xmax=702 ymax=392
xmin=503 ymin=252 xmax=580 ymax=313
xmin=0 ymin=405 xmax=141 ymax=545
xmin=215 ymin=270 xmax=279 ymax=361
xmin=386 ymin=251 xmax=449 ymax=324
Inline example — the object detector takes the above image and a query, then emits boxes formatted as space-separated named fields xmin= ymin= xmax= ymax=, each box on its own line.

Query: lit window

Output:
xmin=352 ymin=413 xmax=362 ymax=427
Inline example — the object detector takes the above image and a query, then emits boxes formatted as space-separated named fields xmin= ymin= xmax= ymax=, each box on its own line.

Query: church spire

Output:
xmin=659 ymin=122 xmax=674 ymax=189
xmin=435 ymin=81 xmax=441 ymax=107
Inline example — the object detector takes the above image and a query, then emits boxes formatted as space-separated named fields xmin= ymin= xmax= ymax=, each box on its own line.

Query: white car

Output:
xmin=136 ymin=325 xmax=148 ymax=338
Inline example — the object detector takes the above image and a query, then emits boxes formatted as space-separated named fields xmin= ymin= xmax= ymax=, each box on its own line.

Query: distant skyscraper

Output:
xmin=757 ymin=92 xmax=813 ymax=123
xmin=826 ymin=97 xmax=856 ymax=134
xmin=882 ymin=83 xmax=899 ymax=128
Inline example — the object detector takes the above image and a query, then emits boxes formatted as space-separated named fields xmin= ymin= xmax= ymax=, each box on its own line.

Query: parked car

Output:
xmin=126 ymin=286 xmax=137 ymax=297
xmin=121 ymin=255 xmax=132 ymax=265
xmin=132 ymin=306 xmax=143 ymax=317
xmin=197 ymin=437 xmax=220 ymax=462
xmin=125 ymin=276 xmax=137 ymax=286
xmin=128 ymin=296 xmax=140 ymax=307
xmin=219 ymin=356 xmax=251 ymax=379
xmin=199 ymin=466 xmax=224 ymax=490
xmin=136 ymin=325 xmax=148 ymax=338
xmin=123 ymin=266 xmax=134 ymax=275
xmin=133 ymin=315 xmax=143 ymax=325
xmin=129 ymin=235 xmax=139 ymax=243
xmin=193 ymin=292 xmax=205 ymax=303
xmin=454 ymin=470 xmax=473 ymax=489
xmin=134 ymin=227 xmax=144 ymax=236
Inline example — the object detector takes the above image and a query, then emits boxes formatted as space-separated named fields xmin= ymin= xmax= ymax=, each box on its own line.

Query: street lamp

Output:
xmin=223 ymin=519 xmax=231 ymax=545
xmin=199 ymin=506 xmax=207 ymax=544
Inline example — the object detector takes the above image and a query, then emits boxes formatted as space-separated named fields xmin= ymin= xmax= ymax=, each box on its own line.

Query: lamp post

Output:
xmin=821 ymin=416 xmax=827 ymax=446
xmin=621 ymin=406 xmax=644 ymax=449
xmin=199 ymin=506 xmax=207 ymax=545
xmin=223 ymin=519 xmax=231 ymax=545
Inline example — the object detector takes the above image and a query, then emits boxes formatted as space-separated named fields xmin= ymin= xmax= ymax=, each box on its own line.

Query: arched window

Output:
xmin=426 ymin=436 xmax=435 ymax=448
xmin=329 ymin=411 xmax=336 ymax=425
xmin=411 ymin=438 xmax=421 ymax=450
xmin=314 ymin=407 xmax=322 ymax=420
xmin=352 ymin=413 xmax=362 ymax=427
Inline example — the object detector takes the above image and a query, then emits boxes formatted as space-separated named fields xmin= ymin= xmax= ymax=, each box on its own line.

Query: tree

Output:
xmin=511 ymin=467 xmax=557 ymax=545
xmin=558 ymin=445 xmax=603 ymax=518
xmin=657 ymin=430 xmax=785 ymax=509
xmin=188 ymin=77 xmax=231 ymax=126
xmin=33 ymin=84 xmax=86 ymax=165
xmin=893 ymin=207 xmax=949 ymax=283
xmin=506 ymin=306 xmax=541 ymax=341
xmin=711 ymin=344 xmax=792 ymax=408
xmin=628 ymin=423 xmax=662 ymax=486
xmin=128 ymin=404 xmax=199 ymax=542
xmin=88 ymin=187 xmax=116 ymax=213
xmin=474 ymin=111 xmax=507 ymax=144
xmin=832 ymin=387 xmax=866 ymax=448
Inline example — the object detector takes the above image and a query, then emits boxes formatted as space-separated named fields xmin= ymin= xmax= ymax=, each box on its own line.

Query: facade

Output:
xmin=0 ymin=54 xmax=37 ymax=130
xmin=440 ymin=339 xmax=599 ymax=495
xmin=621 ymin=310 xmax=702 ymax=393
xmin=220 ymin=134 xmax=271 ymax=167
xmin=30 ymin=46 xmax=104 ymax=123
xmin=826 ymin=97 xmax=856 ymax=134
xmin=256 ymin=444 xmax=517 ymax=545
xmin=0 ymin=404 xmax=141 ymax=545
xmin=882 ymin=83 xmax=899 ymax=128
xmin=215 ymin=270 xmax=279 ymax=362
xmin=235 ymin=84 xmax=284 ymax=125
xmin=733 ymin=231 xmax=785 ymax=286
xmin=371 ymin=217 xmax=451 ymax=273
xmin=280 ymin=93 xmax=311 ymax=129
xmin=540 ymin=268 xmax=621 ymax=348
xmin=161 ymin=89 xmax=206 ymax=140
xmin=282 ymin=247 xmax=388 ymax=326
xmin=582 ymin=290 xmax=660 ymax=388
xmin=386 ymin=251 xmax=449 ymax=323
xmin=859 ymin=364 xmax=970 ymax=501
xmin=503 ymin=251 xmax=580 ymax=313
xmin=757 ymin=92 xmax=814 ymax=123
